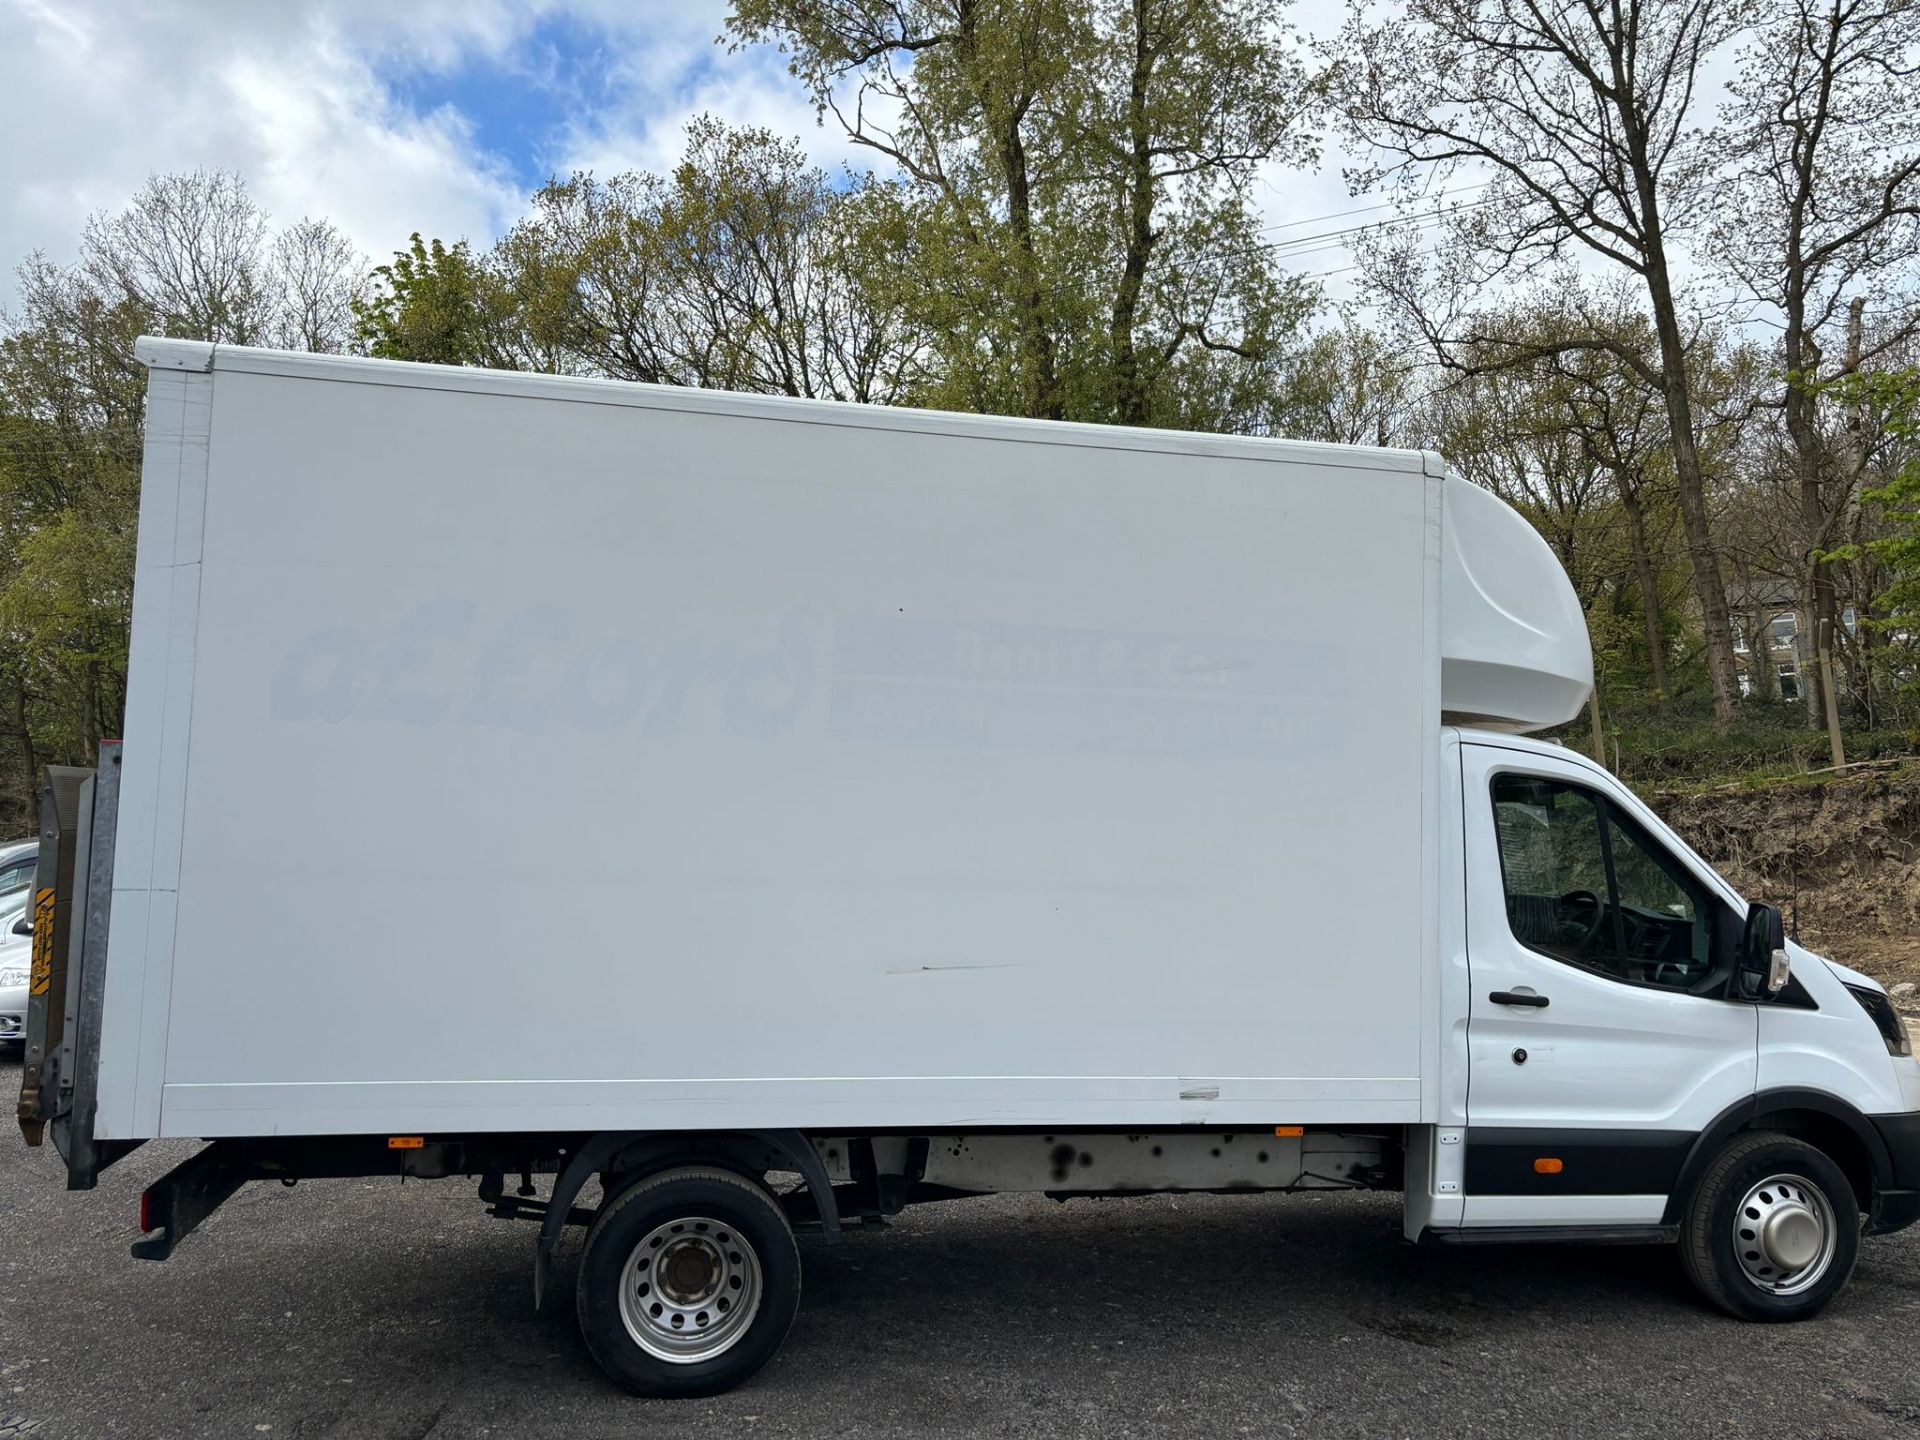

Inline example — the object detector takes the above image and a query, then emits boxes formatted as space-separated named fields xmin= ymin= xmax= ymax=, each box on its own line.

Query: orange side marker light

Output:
xmin=1534 ymin=1157 xmax=1564 ymax=1175
xmin=1274 ymin=1125 xmax=1305 ymax=1138
xmin=388 ymin=1136 xmax=425 ymax=1150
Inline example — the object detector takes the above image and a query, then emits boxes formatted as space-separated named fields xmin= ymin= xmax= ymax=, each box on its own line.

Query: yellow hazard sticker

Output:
xmin=30 ymin=885 xmax=55 ymax=997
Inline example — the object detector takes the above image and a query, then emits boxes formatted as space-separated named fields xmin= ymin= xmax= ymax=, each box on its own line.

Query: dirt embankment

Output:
xmin=1650 ymin=767 xmax=1920 ymax=996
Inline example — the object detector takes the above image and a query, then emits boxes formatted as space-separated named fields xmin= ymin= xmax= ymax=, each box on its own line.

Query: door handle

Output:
xmin=1490 ymin=990 xmax=1550 ymax=1008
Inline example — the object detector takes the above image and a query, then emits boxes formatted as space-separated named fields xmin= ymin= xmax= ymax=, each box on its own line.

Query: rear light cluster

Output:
xmin=1846 ymin=984 xmax=1912 ymax=1057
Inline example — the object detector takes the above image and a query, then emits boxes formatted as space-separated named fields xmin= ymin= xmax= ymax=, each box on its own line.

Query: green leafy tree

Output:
xmin=0 ymin=263 xmax=147 ymax=821
xmin=1266 ymin=318 xmax=1421 ymax=446
xmin=1828 ymin=368 xmax=1920 ymax=701
xmin=726 ymin=0 xmax=1323 ymax=428
xmin=353 ymin=234 xmax=510 ymax=367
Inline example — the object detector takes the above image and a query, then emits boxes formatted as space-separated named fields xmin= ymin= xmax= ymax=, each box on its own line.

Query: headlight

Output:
xmin=1846 ymin=984 xmax=1912 ymax=1057
xmin=0 ymin=966 xmax=27 ymax=988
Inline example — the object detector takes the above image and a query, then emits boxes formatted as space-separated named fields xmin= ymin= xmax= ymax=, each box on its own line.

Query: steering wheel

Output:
xmin=1556 ymin=889 xmax=1606 ymax=950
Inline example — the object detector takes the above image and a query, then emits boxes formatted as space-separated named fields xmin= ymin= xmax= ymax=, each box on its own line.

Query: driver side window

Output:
xmin=1491 ymin=773 xmax=1715 ymax=991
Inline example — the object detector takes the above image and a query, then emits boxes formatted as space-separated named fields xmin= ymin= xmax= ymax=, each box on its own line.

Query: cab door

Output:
xmin=1460 ymin=742 xmax=1755 ymax=1228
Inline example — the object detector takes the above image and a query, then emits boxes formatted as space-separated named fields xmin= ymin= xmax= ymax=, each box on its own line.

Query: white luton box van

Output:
xmin=17 ymin=339 xmax=1920 ymax=1396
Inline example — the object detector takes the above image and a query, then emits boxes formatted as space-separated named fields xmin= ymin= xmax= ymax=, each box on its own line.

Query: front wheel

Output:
xmin=1679 ymin=1131 xmax=1859 ymax=1321
xmin=576 ymin=1166 xmax=802 ymax=1397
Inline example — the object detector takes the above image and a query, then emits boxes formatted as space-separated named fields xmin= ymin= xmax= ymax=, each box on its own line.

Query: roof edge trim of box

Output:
xmin=133 ymin=338 xmax=216 ymax=373
xmin=130 ymin=339 xmax=1438 ymax=474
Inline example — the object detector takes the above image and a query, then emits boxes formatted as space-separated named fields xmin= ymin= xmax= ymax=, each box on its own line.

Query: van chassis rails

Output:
xmin=132 ymin=1136 xmax=580 ymax=1262
xmin=129 ymin=1130 xmax=843 ymax=1276
xmin=131 ymin=1127 xmax=1401 ymax=1282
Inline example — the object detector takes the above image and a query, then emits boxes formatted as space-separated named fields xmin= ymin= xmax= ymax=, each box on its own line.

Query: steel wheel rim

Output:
xmin=1731 ymin=1172 xmax=1837 ymax=1296
xmin=617 ymin=1215 xmax=763 ymax=1363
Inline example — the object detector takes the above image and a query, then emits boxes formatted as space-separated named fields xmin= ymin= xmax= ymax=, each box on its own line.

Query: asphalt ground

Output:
xmin=5 ymin=1052 xmax=1920 ymax=1439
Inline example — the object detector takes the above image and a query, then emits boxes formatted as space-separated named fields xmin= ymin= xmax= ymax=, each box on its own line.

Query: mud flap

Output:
xmin=131 ymin=1142 xmax=255 ymax=1261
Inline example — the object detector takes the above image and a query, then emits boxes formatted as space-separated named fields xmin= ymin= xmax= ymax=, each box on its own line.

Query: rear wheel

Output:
xmin=576 ymin=1166 xmax=801 ymax=1397
xmin=1679 ymin=1131 xmax=1859 ymax=1321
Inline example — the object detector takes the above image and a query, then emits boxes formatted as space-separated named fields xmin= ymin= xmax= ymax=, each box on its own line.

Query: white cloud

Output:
xmin=554 ymin=56 xmax=853 ymax=184
xmin=530 ymin=6 xmax=869 ymax=185
xmin=0 ymin=0 xmax=545 ymax=304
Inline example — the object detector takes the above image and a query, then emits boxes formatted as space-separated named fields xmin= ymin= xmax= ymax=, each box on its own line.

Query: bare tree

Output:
xmin=1334 ymin=0 xmax=1749 ymax=724
xmin=1712 ymin=0 xmax=1920 ymax=727
xmin=270 ymin=217 xmax=367 ymax=354
xmin=503 ymin=120 xmax=928 ymax=402
xmin=727 ymin=0 xmax=1321 ymax=426
xmin=77 ymin=169 xmax=368 ymax=357
xmin=81 ymin=170 xmax=274 ymax=344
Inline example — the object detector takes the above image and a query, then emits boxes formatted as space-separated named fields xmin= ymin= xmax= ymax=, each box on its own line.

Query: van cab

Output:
xmin=1420 ymin=727 xmax=1920 ymax=1319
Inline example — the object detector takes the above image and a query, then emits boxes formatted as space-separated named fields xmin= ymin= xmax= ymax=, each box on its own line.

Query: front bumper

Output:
xmin=1869 ymin=1112 xmax=1920 ymax=1235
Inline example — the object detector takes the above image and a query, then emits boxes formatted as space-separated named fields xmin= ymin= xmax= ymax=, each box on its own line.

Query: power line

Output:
xmin=1253 ymin=182 xmax=1492 ymax=236
xmin=1207 ymin=201 xmax=1496 ymax=272
xmin=1262 ymin=201 xmax=1497 ymax=257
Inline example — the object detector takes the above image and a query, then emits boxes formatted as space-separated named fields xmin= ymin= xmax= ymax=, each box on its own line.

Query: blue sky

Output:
xmin=383 ymin=19 xmax=598 ymax=193
xmin=379 ymin=11 xmax=679 ymax=194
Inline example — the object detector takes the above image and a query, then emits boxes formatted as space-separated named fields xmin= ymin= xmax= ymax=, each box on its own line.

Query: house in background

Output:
xmin=1729 ymin=583 xmax=1865 ymax=706
xmin=1729 ymin=583 xmax=1806 ymax=703
xmin=1733 ymin=611 xmax=1803 ymax=701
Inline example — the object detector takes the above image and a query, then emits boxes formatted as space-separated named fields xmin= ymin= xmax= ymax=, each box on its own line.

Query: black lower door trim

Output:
xmin=1465 ymin=1128 xmax=1693 ymax=1196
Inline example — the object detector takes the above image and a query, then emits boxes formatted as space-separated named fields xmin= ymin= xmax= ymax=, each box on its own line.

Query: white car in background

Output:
xmin=0 ymin=908 xmax=28 ymax=1055
xmin=0 ymin=837 xmax=37 ymax=921
xmin=0 ymin=838 xmax=34 ymax=1053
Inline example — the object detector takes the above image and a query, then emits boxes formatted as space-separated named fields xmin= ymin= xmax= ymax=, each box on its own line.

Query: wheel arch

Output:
xmin=1662 ymin=1089 xmax=1893 ymax=1224
xmin=536 ymin=1129 xmax=839 ymax=1309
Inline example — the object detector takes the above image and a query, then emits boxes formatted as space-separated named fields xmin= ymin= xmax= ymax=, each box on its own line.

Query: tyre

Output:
xmin=1679 ymin=1131 xmax=1859 ymax=1321
xmin=575 ymin=1165 xmax=802 ymax=1398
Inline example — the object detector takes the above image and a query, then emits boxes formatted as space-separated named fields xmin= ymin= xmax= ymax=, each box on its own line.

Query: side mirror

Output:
xmin=1741 ymin=902 xmax=1790 ymax=998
